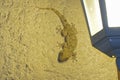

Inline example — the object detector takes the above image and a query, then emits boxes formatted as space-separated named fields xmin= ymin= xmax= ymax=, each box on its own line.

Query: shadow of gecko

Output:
xmin=33 ymin=7 xmax=77 ymax=62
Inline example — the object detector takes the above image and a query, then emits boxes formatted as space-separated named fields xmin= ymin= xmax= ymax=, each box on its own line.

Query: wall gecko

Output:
xmin=34 ymin=7 xmax=77 ymax=62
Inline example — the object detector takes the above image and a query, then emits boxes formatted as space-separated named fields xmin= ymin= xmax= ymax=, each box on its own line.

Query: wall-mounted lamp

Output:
xmin=81 ymin=0 xmax=120 ymax=79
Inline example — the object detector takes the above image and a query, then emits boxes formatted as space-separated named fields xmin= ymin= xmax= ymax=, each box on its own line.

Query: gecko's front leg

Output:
xmin=71 ymin=52 xmax=78 ymax=62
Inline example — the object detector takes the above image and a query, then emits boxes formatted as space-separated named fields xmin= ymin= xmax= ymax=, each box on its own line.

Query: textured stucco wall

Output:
xmin=0 ymin=0 xmax=118 ymax=80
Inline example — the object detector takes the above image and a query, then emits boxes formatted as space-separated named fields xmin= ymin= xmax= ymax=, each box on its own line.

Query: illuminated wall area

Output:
xmin=0 ymin=0 xmax=117 ymax=80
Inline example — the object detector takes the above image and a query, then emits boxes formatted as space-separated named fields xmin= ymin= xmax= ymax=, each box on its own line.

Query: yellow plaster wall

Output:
xmin=0 ymin=0 xmax=118 ymax=80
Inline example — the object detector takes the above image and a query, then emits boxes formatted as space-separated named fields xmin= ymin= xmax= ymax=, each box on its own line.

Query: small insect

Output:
xmin=34 ymin=7 xmax=77 ymax=62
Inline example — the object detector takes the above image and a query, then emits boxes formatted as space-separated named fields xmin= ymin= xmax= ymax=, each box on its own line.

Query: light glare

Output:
xmin=83 ymin=0 xmax=103 ymax=36
xmin=105 ymin=0 xmax=120 ymax=27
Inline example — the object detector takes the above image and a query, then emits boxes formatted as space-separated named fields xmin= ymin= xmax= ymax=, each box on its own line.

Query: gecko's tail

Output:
xmin=33 ymin=7 xmax=53 ymax=11
xmin=33 ymin=7 xmax=61 ymax=16
xmin=30 ymin=6 xmax=68 ymax=28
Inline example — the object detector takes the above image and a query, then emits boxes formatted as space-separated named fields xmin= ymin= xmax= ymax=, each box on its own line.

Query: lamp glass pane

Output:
xmin=105 ymin=0 xmax=120 ymax=27
xmin=83 ymin=0 xmax=103 ymax=36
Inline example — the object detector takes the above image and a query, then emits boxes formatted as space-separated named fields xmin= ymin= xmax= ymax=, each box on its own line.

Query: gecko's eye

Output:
xmin=58 ymin=51 xmax=63 ymax=58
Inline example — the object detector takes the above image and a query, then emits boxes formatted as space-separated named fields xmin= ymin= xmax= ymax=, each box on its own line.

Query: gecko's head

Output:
xmin=57 ymin=51 xmax=69 ymax=63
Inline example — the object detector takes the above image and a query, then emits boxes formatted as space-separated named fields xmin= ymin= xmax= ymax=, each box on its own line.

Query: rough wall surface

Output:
xmin=0 ymin=0 xmax=118 ymax=80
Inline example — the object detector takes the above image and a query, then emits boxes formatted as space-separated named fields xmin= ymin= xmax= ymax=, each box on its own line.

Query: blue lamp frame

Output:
xmin=81 ymin=0 xmax=120 ymax=70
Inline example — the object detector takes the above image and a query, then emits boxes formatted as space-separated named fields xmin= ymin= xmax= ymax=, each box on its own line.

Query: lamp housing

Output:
xmin=82 ymin=0 xmax=120 ymax=57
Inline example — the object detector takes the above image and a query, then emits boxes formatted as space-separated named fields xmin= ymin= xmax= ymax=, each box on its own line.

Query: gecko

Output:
xmin=34 ymin=7 xmax=77 ymax=62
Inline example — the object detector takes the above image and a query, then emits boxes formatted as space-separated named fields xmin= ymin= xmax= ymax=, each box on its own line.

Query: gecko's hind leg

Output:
xmin=56 ymin=25 xmax=62 ymax=34
xmin=61 ymin=29 xmax=68 ymax=37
